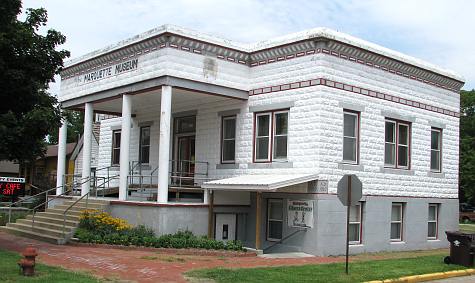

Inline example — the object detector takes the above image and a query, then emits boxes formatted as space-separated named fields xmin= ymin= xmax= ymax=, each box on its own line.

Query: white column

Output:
xmin=158 ymin=85 xmax=172 ymax=203
xmin=56 ymin=117 xmax=68 ymax=195
xmin=119 ymin=94 xmax=132 ymax=201
xmin=81 ymin=102 xmax=93 ymax=196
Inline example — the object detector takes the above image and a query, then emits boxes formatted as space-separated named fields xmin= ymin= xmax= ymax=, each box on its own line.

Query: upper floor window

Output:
xmin=139 ymin=126 xmax=151 ymax=164
xmin=254 ymin=110 xmax=289 ymax=162
xmin=221 ymin=116 xmax=236 ymax=163
xmin=385 ymin=120 xmax=410 ymax=169
xmin=431 ymin=128 xmax=442 ymax=172
xmin=343 ymin=110 xmax=359 ymax=164
xmin=111 ymin=130 xmax=121 ymax=166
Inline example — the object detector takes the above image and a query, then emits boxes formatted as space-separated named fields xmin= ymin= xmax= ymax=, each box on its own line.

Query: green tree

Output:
xmin=48 ymin=110 xmax=84 ymax=144
xmin=0 ymin=0 xmax=70 ymax=162
xmin=460 ymin=89 xmax=475 ymax=204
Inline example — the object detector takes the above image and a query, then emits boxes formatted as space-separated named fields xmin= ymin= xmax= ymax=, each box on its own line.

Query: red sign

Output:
xmin=0 ymin=177 xmax=25 ymax=197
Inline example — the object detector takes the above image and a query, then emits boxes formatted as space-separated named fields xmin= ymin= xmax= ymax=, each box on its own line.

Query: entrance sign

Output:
xmin=337 ymin=174 xmax=363 ymax=275
xmin=287 ymin=200 xmax=314 ymax=228
xmin=77 ymin=58 xmax=139 ymax=85
xmin=0 ymin=177 xmax=26 ymax=197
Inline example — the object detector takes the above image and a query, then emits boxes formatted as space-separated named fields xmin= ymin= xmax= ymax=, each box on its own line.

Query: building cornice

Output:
xmin=61 ymin=27 xmax=465 ymax=93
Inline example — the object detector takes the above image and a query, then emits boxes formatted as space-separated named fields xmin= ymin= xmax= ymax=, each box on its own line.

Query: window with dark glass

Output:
xmin=343 ymin=111 xmax=359 ymax=163
xmin=221 ymin=116 xmax=236 ymax=163
xmin=111 ymin=130 xmax=121 ymax=165
xmin=385 ymin=120 xmax=410 ymax=169
xmin=431 ymin=128 xmax=442 ymax=172
xmin=254 ymin=110 xmax=289 ymax=162
xmin=428 ymin=204 xmax=438 ymax=239
xmin=390 ymin=203 xmax=403 ymax=241
xmin=267 ymin=199 xmax=283 ymax=241
xmin=349 ymin=203 xmax=362 ymax=244
xmin=139 ymin=126 xmax=151 ymax=164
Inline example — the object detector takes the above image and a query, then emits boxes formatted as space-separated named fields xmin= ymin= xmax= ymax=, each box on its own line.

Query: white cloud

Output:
xmin=22 ymin=0 xmax=474 ymax=93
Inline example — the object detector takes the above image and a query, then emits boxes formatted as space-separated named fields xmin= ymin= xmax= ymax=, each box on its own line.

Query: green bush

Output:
xmin=74 ymin=226 xmax=244 ymax=251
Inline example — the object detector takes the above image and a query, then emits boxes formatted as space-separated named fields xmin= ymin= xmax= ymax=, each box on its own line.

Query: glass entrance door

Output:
xmin=176 ymin=135 xmax=195 ymax=186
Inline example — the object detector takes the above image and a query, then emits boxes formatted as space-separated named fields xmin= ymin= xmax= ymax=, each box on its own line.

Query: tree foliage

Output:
xmin=0 ymin=0 xmax=70 ymax=162
xmin=48 ymin=110 xmax=84 ymax=145
xmin=460 ymin=89 xmax=475 ymax=204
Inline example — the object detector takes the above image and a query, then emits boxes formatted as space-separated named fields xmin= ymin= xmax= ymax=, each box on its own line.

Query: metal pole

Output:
xmin=345 ymin=175 xmax=352 ymax=275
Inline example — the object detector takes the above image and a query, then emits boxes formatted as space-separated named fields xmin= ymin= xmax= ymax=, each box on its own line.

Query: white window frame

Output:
xmin=390 ymin=203 xmax=404 ymax=242
xmin=139 ymin=126 xmax=151 ymax=165
xmin=385 ymin=119 xmax=411 ymax=169
xmin=111 ymin=130 xmax=121 ymax=166
xmin=349 ymin=203 xmax=362 ymax=245
xmin=267 ymin=199 xmax=283 ymax=241
xmin=428 ymin=204 xmax=439 ymax=240
xmin=430 ymin=128 xmax=442 ymax=172
xmin=273 ymin=110 xmax=289 ymax=161
xmin=343 ymin=110 xmax=359 ymax=164
xmin=221 ymin=116 xmax=237 ymax=164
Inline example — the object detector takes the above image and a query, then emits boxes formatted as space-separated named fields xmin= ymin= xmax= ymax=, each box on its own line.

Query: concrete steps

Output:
xmin=2 ymin=198 xmax=110 ymax=245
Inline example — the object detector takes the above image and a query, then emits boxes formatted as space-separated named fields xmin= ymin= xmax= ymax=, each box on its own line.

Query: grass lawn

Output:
xmin=0 ymin=249 xmax=100 ymax=283
xmin=187 ymin=254 xmax=468 ymax=283
xmin=460 ymin=223 xmax=475 ymax=233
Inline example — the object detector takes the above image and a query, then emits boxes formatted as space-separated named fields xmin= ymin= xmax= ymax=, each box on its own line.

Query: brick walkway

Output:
xmin=0 ymin=231 xmax=344 ymax=282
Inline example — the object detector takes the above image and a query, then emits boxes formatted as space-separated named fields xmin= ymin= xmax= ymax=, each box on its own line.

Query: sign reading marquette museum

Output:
xmin=288 ymin=200 xmax=314 ymax=228
xmin=77 ymin=58 xmax=139 ymax=84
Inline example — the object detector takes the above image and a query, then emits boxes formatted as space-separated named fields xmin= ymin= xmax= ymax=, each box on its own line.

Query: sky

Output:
xmin=21 ymin=0 xmax=475 ymax=95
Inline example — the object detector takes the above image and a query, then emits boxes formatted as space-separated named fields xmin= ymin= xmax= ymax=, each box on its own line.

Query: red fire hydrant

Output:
xmin=18 ymin=246 xmax=37 ymax=276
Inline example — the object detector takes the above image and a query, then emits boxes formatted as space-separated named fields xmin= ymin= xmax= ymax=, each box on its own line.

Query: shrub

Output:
xmin=75 ymin=212 xmax=244 ymax=251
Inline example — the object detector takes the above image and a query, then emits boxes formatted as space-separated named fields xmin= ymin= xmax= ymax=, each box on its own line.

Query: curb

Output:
xmin=366 ymin=268 xmax=475 ymax=282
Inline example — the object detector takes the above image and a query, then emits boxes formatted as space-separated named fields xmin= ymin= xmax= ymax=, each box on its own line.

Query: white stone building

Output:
xmin=54 ymin=25 xmax=464 ymax=256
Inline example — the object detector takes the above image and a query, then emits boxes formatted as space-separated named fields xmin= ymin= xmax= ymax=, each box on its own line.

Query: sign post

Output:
xmin=337 ymin=174 xmax=362 ymax=275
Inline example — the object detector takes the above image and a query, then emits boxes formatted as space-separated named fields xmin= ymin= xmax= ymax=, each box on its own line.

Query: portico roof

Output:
xmin=202 ymin=174 xmax=318 ymax=192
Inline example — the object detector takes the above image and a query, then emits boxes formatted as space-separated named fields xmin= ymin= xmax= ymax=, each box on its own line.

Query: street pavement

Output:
xmin=432 ymin=275 xmax=475 ymax=282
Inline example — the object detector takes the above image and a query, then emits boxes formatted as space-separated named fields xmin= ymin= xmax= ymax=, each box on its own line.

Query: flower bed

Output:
xmin=75 ymin=210 xmax=244 ymax=251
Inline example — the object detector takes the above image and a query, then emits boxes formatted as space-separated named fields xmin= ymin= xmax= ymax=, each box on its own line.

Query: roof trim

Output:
xmin=62 ymin=25 xmax=464 ymax=84
xmin=202 ymin=174 xmax=318 ymax=192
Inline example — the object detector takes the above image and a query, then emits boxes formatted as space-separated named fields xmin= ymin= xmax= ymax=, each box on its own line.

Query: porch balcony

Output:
xmin=56 ymin=84 xmax=247 ymax=204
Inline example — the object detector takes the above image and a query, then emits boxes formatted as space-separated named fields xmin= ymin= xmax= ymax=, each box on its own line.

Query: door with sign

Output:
xmin=215 ymin=214 xmax=236 ymax=242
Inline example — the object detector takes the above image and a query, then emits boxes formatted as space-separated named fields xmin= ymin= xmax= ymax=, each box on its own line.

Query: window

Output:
xmin=431 ymin=128 xmax=442 ymax=172
xmin=221 ymin=116 xmax=236 ymax=163
xmin=254 ymin=110 xmax=289 ymax=162
xmin=349 ymin=203 xmax=362 ymax=244
xmin=343 ymin=110 xmax=359 ymax=163
xmin=391 ymin=203 xmax=404 ymax=241
xmin=428 ymin=204 xmax=439 ymax=239
xmin=139 ymin=126 xmax=151 ymax=164
xmin=267 ymin=199 xmax=283 ymax=241
xmin=111 ymin=130 xmax=121 ymax=165
xmin=385 ymin=120 xmax=410 ymax=169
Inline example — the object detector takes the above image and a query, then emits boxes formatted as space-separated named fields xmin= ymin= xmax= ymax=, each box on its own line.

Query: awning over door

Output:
xmin=202 ymin=174 xmax=318 ymax=192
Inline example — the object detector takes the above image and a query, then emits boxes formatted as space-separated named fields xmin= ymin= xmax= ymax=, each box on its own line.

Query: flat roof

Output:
xmin=202 ymin=174 xmax=318 ymax=191
xmin=64 ymin=24 xmax=464 ymax=83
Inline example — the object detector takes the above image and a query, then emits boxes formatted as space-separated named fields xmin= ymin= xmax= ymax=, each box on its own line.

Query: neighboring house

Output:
xmin=55 ymin=25 xmax=464 ymax=256
xmin=26 ymin=143 xmax=76 ymax=189
xmin=0 ymin=160 xmax=19 ymax=177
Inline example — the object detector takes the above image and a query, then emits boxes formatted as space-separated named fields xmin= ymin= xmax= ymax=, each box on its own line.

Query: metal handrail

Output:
xmin=31 ymin=176 xmax=93 ymax=227
xmin=62 ymin=192 xmax=89 ymax=238
xmin=263 ymin=228 xmax=307 ymax=253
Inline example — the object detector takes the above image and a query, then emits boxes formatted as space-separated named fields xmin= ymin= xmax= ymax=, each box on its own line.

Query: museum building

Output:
xmin=53 ymin=25 xmax=464 ymax=255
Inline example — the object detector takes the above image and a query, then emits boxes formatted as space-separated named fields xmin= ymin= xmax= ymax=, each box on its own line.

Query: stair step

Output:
xmin=35 ymin=211 xmax=80 ymax=221
xmin=52 ymin=205 xmax=106 ymax=212
xmin=66 ymin=198 xmax=110 ymax=205
xmin=7 ymin=222 xmax=71 ymax=238
xmin=25 ymin=215 xmax=79 ymax=226
xmin=17 ymin=219 xmax=76 ymax=232
xmin=46 ymin=208 xmax=82 ymax=216
xmin=0 ymin=226 xmax=66 ymax=245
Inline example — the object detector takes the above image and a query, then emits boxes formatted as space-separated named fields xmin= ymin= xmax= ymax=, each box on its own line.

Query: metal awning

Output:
xmin=202 ymin=174 xmax=318 ymax=192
